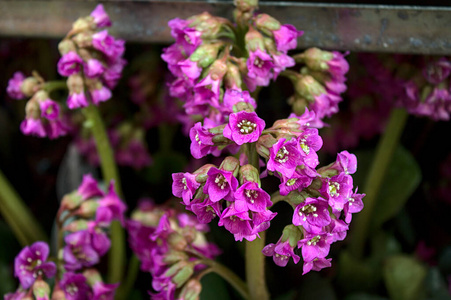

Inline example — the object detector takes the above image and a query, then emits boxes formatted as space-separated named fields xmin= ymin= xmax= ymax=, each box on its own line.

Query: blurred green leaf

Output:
xmin=353 ymin=146 xmax=421 ymax=231
xmin=344 ymin=294 xmax=388 ymax=300
xmin=383 ymin=255 xmax=427 ymax=300
xmin=200 ymin=273 xmax=230 ymax=300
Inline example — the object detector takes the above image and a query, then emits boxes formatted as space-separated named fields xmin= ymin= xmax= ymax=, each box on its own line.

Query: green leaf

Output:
xmin=383 ymin=255 xmax=427 ymax=300
xmin=353 ymin=145 xmax=421 ymax=231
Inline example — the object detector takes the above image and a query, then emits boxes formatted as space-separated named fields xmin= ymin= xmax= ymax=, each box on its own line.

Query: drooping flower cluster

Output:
xmin=57 ymin=4 xmax=126 ymax=109
xmin=162 ymin=8 xmax=303 ymax=129
xmin=6 ymin=72 xmax=70 ymax=139
xmin=401 ymin=56 xmax=451 ymax=120
xmin=53 ymin=174 xmax=126 ymax=299
xmin=5 ymin=241 xmax=56 ymax=299
xmin=127 ymin=199 xmax=220 ymax=298
xmin=287 ymin=47 xmax=350 ymax=126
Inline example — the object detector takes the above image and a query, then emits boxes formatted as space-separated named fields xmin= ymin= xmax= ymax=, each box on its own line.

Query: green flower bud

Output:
xmin=254 ymin=13 xmax=281 ymax=31
xmin=21 ymin=77 xmax=40 ymax=97
xmin=245 ymin=26 xmax=265 ymax=52
xmin=256 ymin=134 xmax=277 ymax=159
xmin=179 ymin=278 xmax=202 ymax=300
xmin=190 ymin=43 xmax=221 ymax=68
xmin=61 ymin=191 xmax=84 ymax=211
xmin=302 ymin=48 xmax=334 ymax=72
xmin=281 ymin=224 xmax=303 ymax=248
xmin=219 ymin=156 xmax=240 ymax=177
xmin=76 ymin=199 xmax=99 ymax=218
xmin=239 ymin=164 xmax=261 ymax=186
xmin=32 ymin=278 xmax=50 ymax=300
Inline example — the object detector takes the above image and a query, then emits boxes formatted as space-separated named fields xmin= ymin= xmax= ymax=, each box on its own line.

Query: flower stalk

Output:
xmin=349 ymin=108 xmax=409 ymax=258
xmin=81 ymin=103 xmax=125 ymax=284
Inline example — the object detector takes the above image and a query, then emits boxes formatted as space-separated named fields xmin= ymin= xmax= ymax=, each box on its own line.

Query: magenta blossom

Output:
xmin=272 ymin=24 xmax=303 ymax=53
xmin=172 ymin=172 xmax=200 ymax=205
xmin=222 ymin=89 xmax=257 ymax=113
xmin=77 ymin=174 xmax=104 ymax=200
xmin=267 ymin=138 xmax=302 ymax=178
xmin=58 ymin=51 xmax=83 ymax=77
xmin=63 ymin=230 xmax=100 ymax=271
xmin=7 ymin=72 xmax=26 ymax=100
xmin=219 ymin=203 xmax=255 ymax=241
xmin=292 ymin=197 xmax=331 ymax=234
xmin=59 ymin=272 xmax=90 ymax=300
xmin=39 ymin=99 xmax=60 ymax=120
xmin=67 ymin=91 xmax=89 ymax=109
xmin=223 ymin=111 xmax=265 ymax=145
xmin=96 ymin=183 xmax=127 ymax=225
xmin=84 ymin=59 xmax=105 ymax=78
xmin=92 ymin=282 xmax=119 ymax=300
xmin=262 ymin=239 xmax=300 ymax=267
xmin=203 ymin=167 xmax=238 ymax=202
xmin=189 ymin=197 xmax=222 ymax=224
xmin=234 ymin=181 xmax=272 ymax=213
xmin=90 ymin=4 xmax=112 ymax=28
xmin=189 ymin=122 xmax=216 ymax=159
xmin=246 ymin=49 xmax=274 ymax=89
xmin=299 ymin=232 xmax=332 ymax=262
xmin=14 ymin=242 xmax=56 ymax=289
xmin=92 ymin=30 xmax=125 ymax=61
xmin=302 ymin=257 xmax=332 ymax=275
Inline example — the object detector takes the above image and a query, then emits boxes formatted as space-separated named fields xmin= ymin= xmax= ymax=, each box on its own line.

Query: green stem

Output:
xmin=42 ymin=81 xmax=67 ymax=93
xmin=245 ymin=232 xmax=269 ymax=300
xmin=244 ymin=142 xmax=269 ymax=300
xmin=0 ymin=168 xmax=48 ymax=246
xmin=349 ymin=108 xmax=408 ymax=259
xmin=81 ymin=104 xmax=125 ymax=284
xmin=115 ymin=255 xmax=140 ymax=299
xmin=201 ymin=259 xmax=249 ymax=300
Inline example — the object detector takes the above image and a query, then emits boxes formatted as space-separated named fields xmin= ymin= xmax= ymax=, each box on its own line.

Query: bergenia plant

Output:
xmin=1 ymin=1 xmax=373 ymax=299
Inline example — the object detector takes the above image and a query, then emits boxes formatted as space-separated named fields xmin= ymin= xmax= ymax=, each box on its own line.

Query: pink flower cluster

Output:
xmin=402 ymin=57 xmax=451 ymax=120
xmin=6 ymin=72 xmax=70 ymax=139
xmin=127 ymin=199 xmax=220 ymax=298
xmin=57 ymin=4 xmax=126 ymax=109
xmin=55 ymin=174 xmax=126 ymax=299
xmin=162 ymin=12 xmax=302 ymax=129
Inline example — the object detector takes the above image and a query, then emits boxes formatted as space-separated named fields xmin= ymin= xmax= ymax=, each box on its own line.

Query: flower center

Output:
xmin=286 ymin=178 xmax=297 ymax=186
xmin=328 ymin=181 xmax=340 ymax=196
xmin=182 ymin=177 xmax=187 ymax=190
xmin=254 ymin=57 xmax=264 ymax=68
xmin=195 ymin=134 xmax=201 ymax=145
xmin=276 ymin=146 xmax=289 ymax=163
xmin=348 ymin=197 xmax=355 ymax=206
xmin=214 ymin=174 xmax=227 ymax=190
xmin=237 ymin=119 xmax=257 ymax=134
xmin=66 ymin=284 xmax=79 ymax=296
xmin=245 ymin=189 xmax=258 ymax=203
xmin=307 ymin=235 xmax=321 ymax=246
xmin=300 ymin=139 xmax=310 ymax=154
xmin=298 ymin=204 xmax=318 ymax=221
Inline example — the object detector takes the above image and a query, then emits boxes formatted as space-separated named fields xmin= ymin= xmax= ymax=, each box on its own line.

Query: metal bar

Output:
xmin=1 ymin=1 xmax=451 ymax=54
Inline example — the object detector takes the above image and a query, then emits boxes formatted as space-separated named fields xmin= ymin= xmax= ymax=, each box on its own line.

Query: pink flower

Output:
xmin=234 ymin=181 xmax=272 ymax=213
xmin=92 ymin=30 xmax=125 ymax=61
xmin=39 ymin=99 xmax=60 ymax=120
xmin=67 ymin=91 xmax=89 ymax=109
xmin=302 ymin=257 xmax=332 ymax=275
xmin=20 ymin=118 xmax=46 ymax=138
xmin=90 ymin=85 xmax=112 ymax=105
xmin=6 ymin=72 xmax=26 ymax=100
xmin=84 ymin=59 xmax=105 ymax=78
xmin=59 ymin=272 xmax=90 ymax=300
xmin=263 ymin=239 xmax=300 ymax=267
xmin=267 ymin=138 xmax=302 ymax=178
xmin=272 ymin=24 xmax=303 ymax=52
xmin=203 ymin=167 xmax=238 ymax=202
xmin=292 ymin=197 xmax=331 ymax=234
xmin=172 ymin=172 xmax=200 ymax=205
xmin=14 ymin=242 xmax=56 ymax=289
xmin=90 ymin=4 xmax=112 ymax=28
xmin=246 ymin=49 xmax=274 ymax=89
xmin=58 ymin=51 xmax=83 ymax=77
xmin=189 ymin=122 xmax=216 ymax=159
xmin=223 ymin=111 xmax=265 ymax=145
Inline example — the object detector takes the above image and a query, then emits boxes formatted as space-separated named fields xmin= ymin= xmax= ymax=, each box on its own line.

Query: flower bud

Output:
xmin=190 ymin=43 xmax=221 ymax=68
xmin=286 ymin=189 xmax=309 ymax=205
xmin=194 ymin=164 xmax=216 ymax=183
xmin=32 ymin=278 xmax=51 ymax=300
xmin=292 ymin=73 xmax=326 ymax=102
xmin=21 ymin=77 xmax=40 ymax=97
xmin=288 ymin=94 xmax=309 ymax=116
xmin=224 ymin=62 xmax=242 ymax=90
xmin=67 ymin=74 xmax=84 ymax=94
xmin=179 ymin=278 xmax=202 ymax=300
xmin=280 ymin=224 xmax=303 ymax=248
xmin=58 ymin=39 xmax=77 ymax=55
xmin=254 ymin=13 xmax=281 ymax=32
xmin=24 ymin=98 xmax=41 ymax=120
xmin=76 ymin=199 xmax=99 ymax=218
xmin=256 ymin=134 xmax=277 ymax=159
xmin=219 ymin=156 xmax=240 ymax=177
xmin=301 ymin=47 xmax=334 ymax=72
xmin=163 ymin=250 xmax=189 ymax=264
xmin=233 ymin=101 xmax=255 ymax=113
xmin=234 ymin=0 xmax=258 ymax=12
xmin=63 ymin=219 xmax=89 ymax=232
xmin=238 ymin=164 xmax=261 ymax=186
xmin=165 ymin=261 xmax=194 ymax=288
xmin=209 ymin=59 xmax=228 ymax=81
xmin=168 ymin=231 xmax=188 ymax=251
xmin=72 ymin=31 xmax=93 ymax=48
xmin=189 ymin=12 xmax=222 ymax=39
xmin=245 ymin=26 xmax=265 ymax=52
xmin=82 ymin=268 xmax=102 ymax=286
xmin=61 ymin=192 xmax=84 ymax=211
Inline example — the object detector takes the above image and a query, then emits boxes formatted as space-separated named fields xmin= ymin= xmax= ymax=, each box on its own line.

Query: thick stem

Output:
xmin=244 ymin=142 xmax=269 ymax=300
xmin=115 ymin=255 xmax=140 ymax=299
xmin=349 ymin=108 xmax=408 ymax=259
xmin=0 ymin=169 xmax=48 ymax=245
xmin=245 ymin=232 xmax=269 ymax=300
xmin=201 ymin=258 xmax=249 ymax=300
xmin=81 ymin=104 xmax=125 ymax=284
